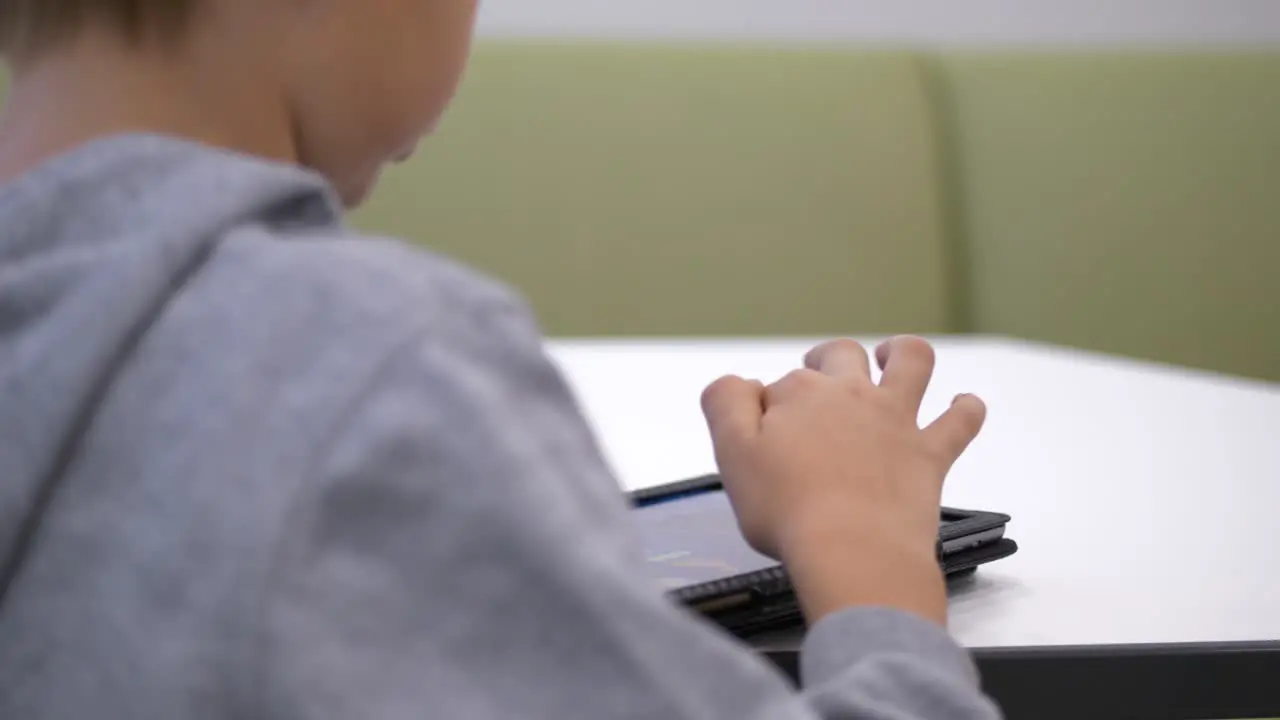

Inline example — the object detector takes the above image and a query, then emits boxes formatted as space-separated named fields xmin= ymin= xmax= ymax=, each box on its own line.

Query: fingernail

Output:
xmin=952 ymin=393 xmax=969 ymax=405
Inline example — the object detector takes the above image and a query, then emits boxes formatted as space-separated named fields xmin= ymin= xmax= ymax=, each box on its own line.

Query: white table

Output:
xmin=546 ymin=336 xmax=1280 ymax=719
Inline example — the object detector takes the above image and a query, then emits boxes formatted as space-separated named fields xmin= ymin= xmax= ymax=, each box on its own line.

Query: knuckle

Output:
xmin=826 ymin=337 xmax=868 ymax=360
xmin=768 ymin=369 xmax=823 ymax=402
xmin=807 ymin=338 xmax=865 ymax=366
xmin=783 ymin=368 xmax=824 ymax=390
xmin=894 ymin=335 xmax=936 ymax=364
xmin=701 ymin=375 xmax=739 ymax=407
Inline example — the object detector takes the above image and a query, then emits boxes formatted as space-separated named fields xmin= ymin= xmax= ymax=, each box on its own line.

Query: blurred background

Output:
xmin=360 ymin=0 xmax=1272 ymax=383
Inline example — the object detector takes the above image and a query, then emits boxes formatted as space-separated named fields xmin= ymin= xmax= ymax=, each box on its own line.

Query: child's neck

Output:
xmin=0 ymin=31 xmax=297 ymax=184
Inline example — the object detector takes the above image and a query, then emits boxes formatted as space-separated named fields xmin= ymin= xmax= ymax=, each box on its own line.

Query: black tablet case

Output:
xmin=630 ymin=474 xmax=1018 ymax=636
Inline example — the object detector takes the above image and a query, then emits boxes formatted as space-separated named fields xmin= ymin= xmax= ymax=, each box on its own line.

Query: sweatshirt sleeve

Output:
xmin=256 ymin=304 xmax=1003 ymax=720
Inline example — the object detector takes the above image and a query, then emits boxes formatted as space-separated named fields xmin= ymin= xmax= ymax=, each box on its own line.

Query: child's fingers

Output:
xmin=876 ymin=336 xmax=937 ymax=414
xmin=922 ymin=393 xmax=987 ymax=466
xmin=803 ymin=339 xmax=872 ymax=382
xmin=701 ymin=375 xmax=766 ymax=466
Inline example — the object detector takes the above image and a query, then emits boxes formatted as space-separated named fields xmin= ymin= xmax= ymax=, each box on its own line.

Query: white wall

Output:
xmin=476 ymin=0 xmax=1280 ymax=46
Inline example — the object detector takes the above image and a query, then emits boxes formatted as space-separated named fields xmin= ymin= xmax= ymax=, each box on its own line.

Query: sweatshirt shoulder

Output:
xmin=204 ymin=224 xmax=539 ymax=346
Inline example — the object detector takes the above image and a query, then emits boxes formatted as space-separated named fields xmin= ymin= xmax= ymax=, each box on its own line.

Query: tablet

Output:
xmin=629 ymin=474 xmax=1018 ymax=636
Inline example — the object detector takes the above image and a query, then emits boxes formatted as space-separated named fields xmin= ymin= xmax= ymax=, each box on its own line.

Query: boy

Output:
xmin=0 ymin=1 xmax=1000 ymax=718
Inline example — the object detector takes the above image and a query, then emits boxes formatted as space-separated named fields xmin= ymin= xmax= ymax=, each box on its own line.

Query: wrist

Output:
xmin=779 ymin=519 xmax=948 ymax=627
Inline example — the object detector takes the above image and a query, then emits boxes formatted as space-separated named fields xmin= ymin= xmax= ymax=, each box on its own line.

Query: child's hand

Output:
xmin=700 ymin=337 xmax=986 ymax=626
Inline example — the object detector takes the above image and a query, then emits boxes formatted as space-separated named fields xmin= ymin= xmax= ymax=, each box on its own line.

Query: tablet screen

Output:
xmin=635 ymin=488 xmax=777 ymax=590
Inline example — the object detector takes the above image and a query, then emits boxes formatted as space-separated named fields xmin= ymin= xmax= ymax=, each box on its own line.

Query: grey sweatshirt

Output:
xmin=0 ymin=135 xmax=1001 ymax=720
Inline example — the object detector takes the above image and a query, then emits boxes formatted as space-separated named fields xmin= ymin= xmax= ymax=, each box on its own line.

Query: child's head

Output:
xmin=0 ymin=0 xmax=480 ymax=205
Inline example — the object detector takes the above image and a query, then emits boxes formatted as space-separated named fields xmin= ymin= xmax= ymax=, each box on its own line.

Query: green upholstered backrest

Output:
xmin=353 ymin=41 xmax=955 ymax=337
xmin=925 ymin=53 xmax=1280 ymax=380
